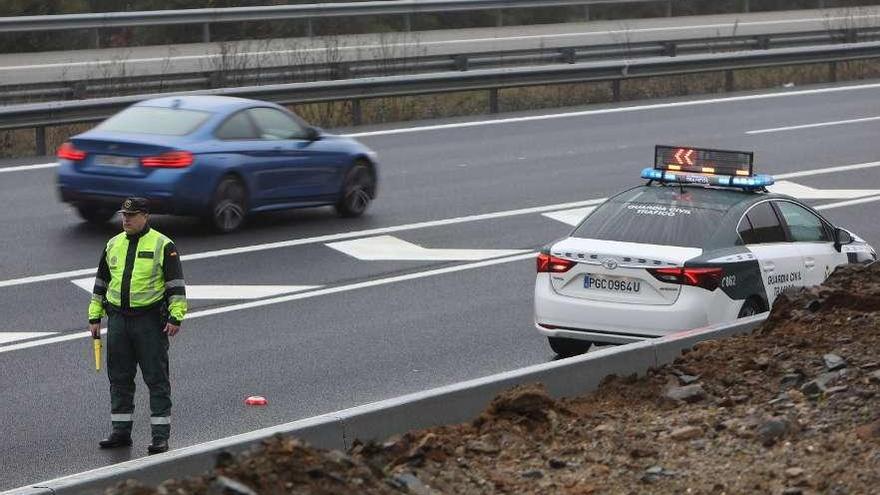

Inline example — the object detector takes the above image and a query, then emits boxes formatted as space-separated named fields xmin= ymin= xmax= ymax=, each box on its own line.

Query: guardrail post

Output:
xmin=351 ymin=98 xmax=362 ymax=126
xmin=496 ymin=10 xmax=503 ymax=28
xmin=829 ymin=61 xmax=837 ymax=82
xmin=583 ymin=5 xmax=590 ymax=21
xmin=560 ymin=48 xmax=576 ymax=64
xmin=665 ymin=0 xmax=672 ymax=17
xmin=612 ymin=80 xmax=621 ymax=101
xmin=307 ymin=19 xmax=314 ymax=37
xmin=489 ymin=88 xmax=499 ymax=113
xmin=743 ymin=0 xmax=750 ymax=13
xmin=93 ymin=28 xmax=101 ymax=49
xmin=202 ymin=23 xmax=211 ymax=43
xmin=454 ymin=55 xmax=469 ymax=71
xmin=35 ymin=127 xmax=47 ymax=156
xmin=725 ymin=70 xmax=735 ymax=92
xmin=404 ymin=13 xmax=412 ymax=32
xmin=818 ymin=0 xmax=825 ymax=8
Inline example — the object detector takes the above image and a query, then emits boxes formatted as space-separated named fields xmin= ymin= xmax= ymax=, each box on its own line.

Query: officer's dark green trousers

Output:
xmin=107 ymin=308 xmax=171 ymax=440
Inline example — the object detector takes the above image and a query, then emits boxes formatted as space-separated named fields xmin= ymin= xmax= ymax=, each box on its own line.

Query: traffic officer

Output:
xmin=87 ymin=197 xmax=187 ymax=455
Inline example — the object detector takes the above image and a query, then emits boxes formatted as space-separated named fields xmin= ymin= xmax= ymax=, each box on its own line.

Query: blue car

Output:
xmin=57 ymin=95 xmax=379 ymax=232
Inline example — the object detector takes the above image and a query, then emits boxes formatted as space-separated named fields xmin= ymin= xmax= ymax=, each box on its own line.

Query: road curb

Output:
xmin=4 ymin=314 xmax=765 ymax=495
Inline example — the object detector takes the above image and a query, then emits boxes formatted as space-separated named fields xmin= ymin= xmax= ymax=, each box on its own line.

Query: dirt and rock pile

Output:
xmin=110 ymin=263 xmax=880 ymax=495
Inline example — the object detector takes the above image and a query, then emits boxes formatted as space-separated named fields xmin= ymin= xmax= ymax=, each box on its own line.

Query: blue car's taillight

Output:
xmin=141 ymin=151 xmax=193 ymax=168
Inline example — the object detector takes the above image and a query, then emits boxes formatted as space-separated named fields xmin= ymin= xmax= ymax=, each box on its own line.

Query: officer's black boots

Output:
xmin=98 ymin=431 xmax=132 ymax=449
xmin=147 ymin=438 xmax=169 ymax=455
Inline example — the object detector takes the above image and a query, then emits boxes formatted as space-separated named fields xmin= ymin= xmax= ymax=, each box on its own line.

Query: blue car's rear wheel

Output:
xmin=335 ymin=162 xmax=374 ymax=218
xmin=208 ymin=176 xmax=247 ymax=233
xmin=76 ymin=204 xmax=115 ymax=224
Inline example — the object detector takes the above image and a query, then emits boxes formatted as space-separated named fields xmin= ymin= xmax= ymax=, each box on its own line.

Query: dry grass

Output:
xmin=6 ymin=59 xmax=880 ymax=158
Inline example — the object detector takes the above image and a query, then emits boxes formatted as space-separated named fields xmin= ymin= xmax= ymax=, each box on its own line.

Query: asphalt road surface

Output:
xmin=2 ymin=7 xmax=879 ymax=85
xmin=2 ymin=81 xmax=880 ymax=490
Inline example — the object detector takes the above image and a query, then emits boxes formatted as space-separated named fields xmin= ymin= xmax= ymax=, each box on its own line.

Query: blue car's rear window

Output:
xmin=95 ymin=106 xmax=212 ymax=136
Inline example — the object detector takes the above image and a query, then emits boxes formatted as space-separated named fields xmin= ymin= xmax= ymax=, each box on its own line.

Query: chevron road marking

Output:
xmin=541 ymin=206 xmax=597 ymax=227
xmin=326 ymin=235 xmax=528 ymax=261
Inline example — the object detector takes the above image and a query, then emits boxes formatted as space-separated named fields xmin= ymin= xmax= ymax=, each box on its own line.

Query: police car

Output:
xmin=534 ymin=145 xmax=876 ymax=357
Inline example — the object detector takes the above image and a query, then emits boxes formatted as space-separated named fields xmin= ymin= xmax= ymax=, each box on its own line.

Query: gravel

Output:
xmin=108 ymin=262 xmax=880 ymax=495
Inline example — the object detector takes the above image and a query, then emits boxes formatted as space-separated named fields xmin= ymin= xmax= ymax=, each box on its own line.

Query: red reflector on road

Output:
xmin=245 ymin=395 xmax=268 ymax=406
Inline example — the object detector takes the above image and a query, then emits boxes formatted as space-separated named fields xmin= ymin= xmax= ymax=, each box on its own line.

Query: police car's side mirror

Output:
xmin=834 ymin=228 xmax=854 ymax=252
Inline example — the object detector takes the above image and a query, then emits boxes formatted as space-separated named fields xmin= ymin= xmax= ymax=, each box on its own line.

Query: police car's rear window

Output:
xmin=572 ymin=188 xmax=728 ymax=248
xmin=95 ymin=106 xmax=211 ymax=136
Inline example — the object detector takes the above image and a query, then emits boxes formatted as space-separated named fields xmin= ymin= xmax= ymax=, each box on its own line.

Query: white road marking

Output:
xmin=9 ymin=82 xmax=880 ymax=175
xmin=746 ymin=115 xmax=880 ymax=134
xmin=0 ymin=198 xmax=606 ymax=289
xmin=0 ymin=332 xmax=56 ymax=345
xmin=0 ymin=162 xmax=58 ymax=174
xmin=774 ymin=161 xmax=880 ymax=180
xmin=3 ymin=160 xmax=879 ymax=290
xmin=346 ymin=81 xmax=880 ymax=138
xmin=2 ymin=13 xmax=873 ymax=72
xmin=767 ymin=180 xmax=880 ymax=199
xmin=0 ymin=252 xmax=538 ymax=354
xmin=70 ymin=278 xmax=320 ymax=299
xmin=541 ymin=206 xmax=597 ymax=227
xmin=326 ymin=235 xmax=528 ymax=261
xmin=815 ymin=194 xmax=880 ymax=210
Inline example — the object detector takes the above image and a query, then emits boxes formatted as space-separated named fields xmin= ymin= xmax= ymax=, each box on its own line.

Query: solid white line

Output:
xmin=346 ymin=82 xmax=880 ymax=138
xmin=774 ymin=161 xmax=880 ymax=180
xmin=746 ymin=115 xmax=880 ymax=134
xmin=814 ymin=194 xmax=880 ymax=210
xmin=5 ymin=159 xmax=880 ymax=289
xmin=0 ymin=198 xmax=603 ymax=289
xmin=8 ymin=82 xmax=880 ymax=175
xmin=0 ymin=162 xmax=58 ymax=174
xmin=0 ymin=332 xmax=56 ymax=345
xmin=0 ymin=252 xmax=537 ymax=355
xmin=2 ymin=13 xmax=872 ymax=72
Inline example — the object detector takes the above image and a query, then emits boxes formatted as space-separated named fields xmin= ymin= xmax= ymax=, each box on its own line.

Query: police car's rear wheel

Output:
xmin=76 ymin=204 xmax=115 ymax=223
xmin=335 ymin=162 xmax=374 ymax=218
xmin=548 ymin=337 xmax=592 ymax=357
xmin=209 ymin=176 xmax=247 ymax=233
xmin=737 ymin=298 xmax=763 ymax=318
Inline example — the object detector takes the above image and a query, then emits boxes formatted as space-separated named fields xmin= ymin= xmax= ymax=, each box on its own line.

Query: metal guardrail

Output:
xmin=5 ymin=41 xmax=880 ymax=156
xmin=0 ymin=0 xmax=836 ymax=45
xmin=4 ymin=24 xmax=877 ymax=105
xmin=3 ymin=313 xmax=768 ymax=495
xmin=0 ymin=0 xmax=670 ymax=44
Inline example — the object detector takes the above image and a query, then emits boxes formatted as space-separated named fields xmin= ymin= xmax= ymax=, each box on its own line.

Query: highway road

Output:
xmin=2 ymin=7 xmax=879 ymax=85
xmin=2 ymin=81 xmax=880 ymax=490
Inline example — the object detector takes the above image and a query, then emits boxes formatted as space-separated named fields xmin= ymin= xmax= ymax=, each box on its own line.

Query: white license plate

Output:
xmin=95 ymin=155 xmax=138 ymax=168
xmin=584 ymin=274 xmax=641 ymax=293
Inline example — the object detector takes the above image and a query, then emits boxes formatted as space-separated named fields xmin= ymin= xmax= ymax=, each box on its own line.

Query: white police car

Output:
xmin=534 ymin=146 xmax=876 ymax=357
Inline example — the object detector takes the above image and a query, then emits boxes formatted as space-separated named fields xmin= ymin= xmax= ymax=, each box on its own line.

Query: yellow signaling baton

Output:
xmin=93 ymin=335 xmax=102 ymax=372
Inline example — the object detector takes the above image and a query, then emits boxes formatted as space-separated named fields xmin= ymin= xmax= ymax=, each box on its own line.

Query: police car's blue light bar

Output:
xmin=641 ymin=167 xmax=775 ymax=190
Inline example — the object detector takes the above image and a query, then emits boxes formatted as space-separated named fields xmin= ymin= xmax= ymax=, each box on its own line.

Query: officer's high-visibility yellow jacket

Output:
xmin=88 ymin=227 xmax=187 ymax=325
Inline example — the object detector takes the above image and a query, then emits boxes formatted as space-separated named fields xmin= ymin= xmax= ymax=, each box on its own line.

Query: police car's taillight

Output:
xmin=57 ymin=142 xmax=87 ymax=161
xmin=141 ymin=151 xmax=193 ymax=168
xmin=537 ymin=253 xmax=575 ymax=273
xmin=647 ymin=267 xmax=723 ymax=291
